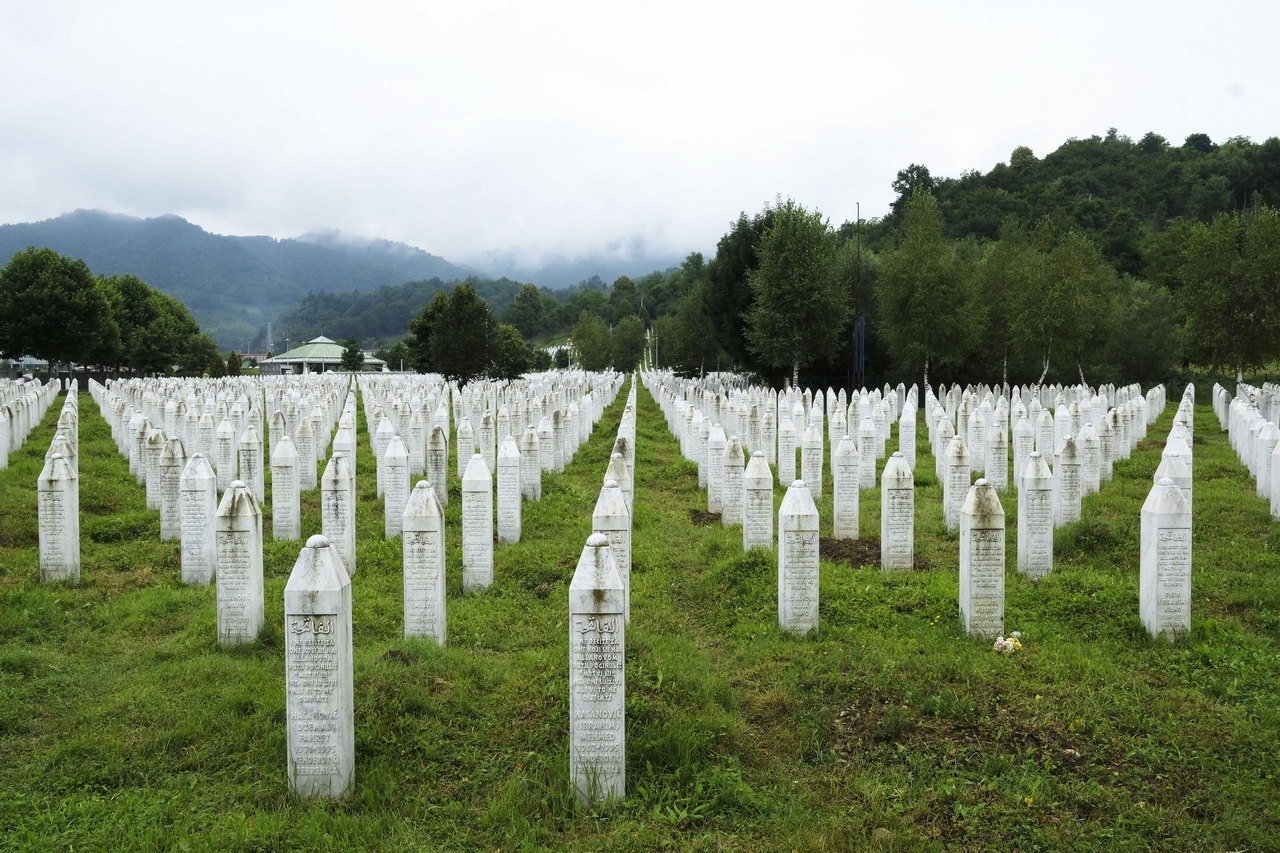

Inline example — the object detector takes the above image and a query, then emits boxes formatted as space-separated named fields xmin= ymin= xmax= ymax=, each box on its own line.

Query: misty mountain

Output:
xmin=0 ymin=210 xmax=473 ymax=348
xmin=467 ymin=244 xmax=689 ymax=289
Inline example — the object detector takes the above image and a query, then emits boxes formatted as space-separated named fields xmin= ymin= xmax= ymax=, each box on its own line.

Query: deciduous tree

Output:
xmin=742 ymin=199 xmax=846 ymax=386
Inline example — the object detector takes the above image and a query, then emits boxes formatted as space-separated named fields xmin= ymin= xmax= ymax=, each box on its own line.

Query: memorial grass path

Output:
xmin=0 ymin=378 xmax=1278 ymax=849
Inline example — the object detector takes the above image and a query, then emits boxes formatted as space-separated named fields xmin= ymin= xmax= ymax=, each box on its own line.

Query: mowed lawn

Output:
xmin=0 ymin=376 xmax=1277 ymax=851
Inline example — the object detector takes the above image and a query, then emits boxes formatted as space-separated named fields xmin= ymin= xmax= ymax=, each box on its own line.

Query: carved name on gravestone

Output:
xmin=778 ymin=480 xmax=820 ymax=635
xmin=215 ymin=480 xmax=264 ymax=646
xmin=569 ymin=533 xmax=626 ymax=805
xmin=881 ymin=452 xmax=914 ymax=570
xmin=403 ymin=480 xmax=447 ymax=645
xmin=285 ymin=535 xmax=354 ymax=799
xmin=1140 ymin=478 xmax=1192 ymax=642
xmin=743 ymin=453 xmax=774 ymax=551
xmin=462 ymin=452 xmax=494 ymax=592
xmin=959 ymin=479 xmax=1004 ymax=639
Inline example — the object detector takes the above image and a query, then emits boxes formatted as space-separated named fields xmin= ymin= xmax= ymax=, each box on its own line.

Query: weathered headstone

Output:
xmin=832 ymin=434 xmax=859 ymax=540
xmin=403 ymin=480 xmax=447 ymax=645
xmin=707 ymin=424 xmax=727 ymax=513
xmin=295 ymin=417 xmax=318 ymax=492
xmin=743 ymin=453 xmax=774 ymax=551
xmin=959 ymin=479 xmax=1005 ymax=639
xmin=239 ymin=424 xmax=265 ymax=503
xmin=214 ymin=419 xmax=237 ymax=493
xmin=158 ymin=437 xmax=187 ymax=542
xmin=568 ymin=533 xmax=626 ymax=805
xmin=1017 ymin=452 xmax=1054 ymax=579
xmin=285 ymin=535 xmax=355 ymax=799
xmin=943 ymin=436 xmax=971 ymax=534
xmin=880 ymin=451 xmax=914 ymax=570
xmin=592 ymin=479 xmax=631 ymax=623
xmin=215 ymin=480 xmax=264 ymax=646
xmin=382 ymin=436 xmax=410 ymax=539
xmin=1053 ymin=437 xmax=1083 ymax=527
xmin=271 ymin=435 xmax=301 ymax=541
xmin=800 ymin=424 xmax=823 ymax=501
xmin=426 ymin=425 xmax=449 ymax=507
xmin=462 ymin=452 xmax=494 ymax=592
xmin=722 ymin=437 xmax=745 ymax=527
xmin=519 ymin=426 xmax=541 ymax=501
xmin=777 ymin=418 xmax=796 ymax=486
xmin=497 ymin=435 xmax=522 ymax=545
xmin=1140 ymin=478 xmax=1192 ymax=642
xmin=179 ymin=453 xmax=218 ymax=584
xmin=320 ymin=453 xmax=357 ymax=576
xmin=778 ymin=480 xmax=820 ymax=635
xmin=38 ymin=452 xmax=79 ymax=583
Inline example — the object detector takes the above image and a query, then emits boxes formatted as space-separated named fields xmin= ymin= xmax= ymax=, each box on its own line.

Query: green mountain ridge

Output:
xmin=0 ymin=210 xmax=473 ymax=349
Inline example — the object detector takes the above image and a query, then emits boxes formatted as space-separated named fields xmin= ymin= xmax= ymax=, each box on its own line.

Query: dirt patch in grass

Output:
xmin=690 ymin=509 xmax=721 ymax=526
xmin=820 ymin=536 xmax=931 ymax=571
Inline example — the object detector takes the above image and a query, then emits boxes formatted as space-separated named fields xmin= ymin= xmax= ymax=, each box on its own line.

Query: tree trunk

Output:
xmin=923 ymin=354 xmax=930 ymax=398
xmin=792 ymin=360 xmax=799 ymax=389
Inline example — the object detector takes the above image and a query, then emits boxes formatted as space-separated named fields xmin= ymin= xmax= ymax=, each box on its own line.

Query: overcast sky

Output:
xmin=1 ymin=1 xmax=1275 ymax=267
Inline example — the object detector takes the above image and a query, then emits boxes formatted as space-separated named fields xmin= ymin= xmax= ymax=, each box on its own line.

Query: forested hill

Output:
xmin=869 ymin=130 xmax=1280 ymax=278
xmin=0 ymin=210 xmax=471 ymax=348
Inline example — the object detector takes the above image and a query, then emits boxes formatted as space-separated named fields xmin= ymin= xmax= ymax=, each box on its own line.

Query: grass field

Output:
xmin=0 ymin=376 xmax=1277 ymax=851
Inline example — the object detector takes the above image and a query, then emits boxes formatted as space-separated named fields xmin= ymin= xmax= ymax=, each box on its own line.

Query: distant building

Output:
xmin=259 ymin=336 xmax=386 ymax=376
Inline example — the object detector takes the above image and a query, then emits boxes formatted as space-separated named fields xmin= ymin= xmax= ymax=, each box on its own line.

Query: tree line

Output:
xmin=0 ymin=246 xmax=221 ymax=375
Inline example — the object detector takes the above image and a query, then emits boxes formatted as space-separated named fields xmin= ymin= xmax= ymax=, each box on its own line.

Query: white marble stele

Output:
xmin=569 ymin=533 xmax=626 ymax=805
xmin=1140 ymin=477 xmax=1192 ymax=642
xmin=959 ymin=479 xmax=1005 ymax=639
xmin=778 ymin=480 xmax=820 ymax=635
xmin=742 ymin=453 xmax=774 ymax=551
xmin=215 ymin=480 xmax=264 ymax=646
xmin=403 ymin=480 xmax=447 ymax=645
xmin=880 ymin=451 xmax=914 ymax=570
xmin=461 ymin=452 xmax=494 ymax=592
xmin=285 ymin=534 xmax=355 ymax=799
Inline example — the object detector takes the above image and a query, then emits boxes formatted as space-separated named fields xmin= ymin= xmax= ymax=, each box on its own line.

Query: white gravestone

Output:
xmin=799 ymin=423 xmax=823 ymax=502
xmin=382 ymin=436 xmax=410 ymax=539
xmin=497 ymin=436 xmax=522 ymax=545
xmin=519 ymin=426 xmax=542 ymax=501
xmin=403 ymin=480 xmax=447 ymax=645
xmin=1140 ymin=478 xmax=1192 ymax=642
xmin=778 ymin=480 xmax=820 ymax=635
xmin=569 ymin=533 xmax=626 ymax=805
xmin=158 ymin=437 xmax=187 ymax=542
xmin=706 ymin=423 xmax=726 ymax=510
xmin=179 ymin=454 xmax=218 ymax=585
xmin=270 ymin=435 xmax=302 ymax=541
xmin=880 ymin=452 xmax=914 ymax=570
xmin=959 ymin=479 xmax=1005 ymax=639
xmin=722 ymin=437 xmax=745 ymax=527
xmin=1053 ymin=437 xmax=1083 ymax=527
xmin=215 ymin=480 xmax=264 ymax=646
xmin=858 ymin=417 xmax=878 ymax=490
xmin=592 ymin=479 xmax=632 ymax=624
xmin=1017 ymin=452 xmax=1054 ymax=579
xmin=214 ymin=419 xmax=237 ymax=493
xmin=832 ymin=434 xmax=859 ymax=540
xmin=743 ymin=453 xmax=774 ymax=551
xmin=777 ymin=418 xmax=796 ymax=486
xmin=426 ymin=425 xmax=449 ymax=507
xmin=239 ymin=424 xmax=265 ymax=503
xmin=320 ymin=453 xmax=357 ymax=575
xmin=285 ymin=535 xmax=355 ymax=799
xmin=462 ymin=452 xmax=494 ymax=592
xmin=606 ymin=450 xmax=632 ymax=516
xmin=295 ymin=417 xmax=318 ymax=492
xmin=943 ymin=436 xmax=971 ymax=534
xmin=38 ymin=452 xmax=79 ymax=583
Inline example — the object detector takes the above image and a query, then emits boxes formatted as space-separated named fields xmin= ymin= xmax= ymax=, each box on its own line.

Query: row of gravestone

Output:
xmin=1220 ymin=380 xmax=1280 ymax=519
xmin=2 ymin=377 xmax=60 ymax=471
xmin=643 ymin=369 xmax=1194 ymax=643
xmin=37 ymin=387 xmax=81 ymax=581
xmin=83 ymin=371 xmax=623 ymax=800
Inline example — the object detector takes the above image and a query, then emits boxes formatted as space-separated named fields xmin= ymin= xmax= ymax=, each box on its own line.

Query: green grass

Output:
xmin=0 ymin=379 xmax=1277 ymax=850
